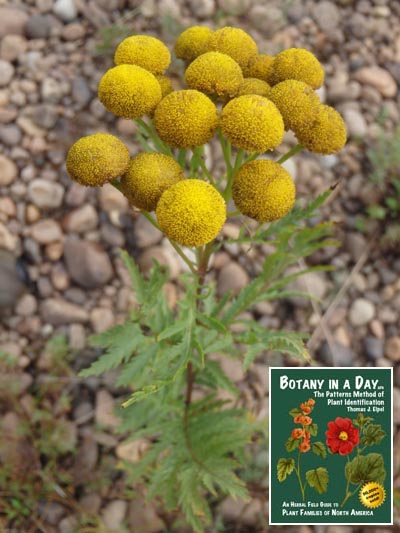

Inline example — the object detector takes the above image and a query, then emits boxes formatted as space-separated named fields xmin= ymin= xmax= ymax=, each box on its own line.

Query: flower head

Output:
xmin=98 ymin=64 xmax=162 ymax=119
xmin=185 ymin=51 xmax=243 ymax=98
xmin=300 ymin=404 xmax=312 ymax=414
xmin=299 ymin=415 xmax=312 ymax=426
xmin=155 ymin=75 xmax=174 ymax=97
xmin=114 ymin=35 xmax=171 ymax=74
xmin=296 ymin=104 xmax=347 ymax=154
xmin=121 ymin=153 xmax=184 ymax=212
xmin=232 ymin=160 xmax=295 ymax=223
xmin=291 ymin=428 xmax=305 ymax=440
xmin=299 ymin=440 xmax=311 ymax=453
xmin=237 ymin=78 xmax=271 ymax=97
xmin=154 ymin=90 xmax=219 ymax=149
xmin=243 ymin=54 xmax=275 ymax=82
xmin=326 ymin=417 xmax=359 ymax=455
xmin=66 ymin=133 xmax=130 ymax=187
xmin=269 ymin=48 xmax=324 ymax=89
xmin=156 ymin=180 xmax=226 ymax=247
xmin=221 ymin=95 xmax=284 ymax=153
xmin=268 ymin=80 xmax=320 ymax=131
xmin=174 ymin=26 xmax=214 ymax=62
xmin=206 ymin=26 xmax=258 ymax=69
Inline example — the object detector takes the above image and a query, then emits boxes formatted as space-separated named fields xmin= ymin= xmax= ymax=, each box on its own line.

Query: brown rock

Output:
xmin=90 ymin=307 xmax=114 ymax=333
xmin=63 ymin=238 xmax=113 ymax=288
xmin=0 ymin=7 xmax=28 ymax=37
xmin=41 ymin=298 xmax=89 ymax=325
xmin=0 ymin=154 xmax=18 ymax=186
xmin=31 ymin=219 xmax=62 ymax=244
xmin=63 ymin=204 xmax=99 ymax=233
xmin=385 ymin=337 xmax=400 ymax=362
xmin=353 ymin=67 xmax=397 ymax=98
xmin=95 ymin=389 xmax=119 ymax=429
xmin=217 ymin=262 xmax=249 ymax=296
xmin=128 ymin=497 xmax=164 ymax=533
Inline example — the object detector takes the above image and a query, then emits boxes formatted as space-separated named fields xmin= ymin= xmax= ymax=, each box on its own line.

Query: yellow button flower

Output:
xmin=243 ymin=54 xmax=275 ymax=83
xmin=232 ymin=160 xmax=295 ymax=222
xmin=66 ymin=133 xmax=130 ymax=187
xmin=155 ymin=75 xmax=174 ymax=97
xmin=156 ymin=179 xmax=226 ymax=247
xmin=206 ymin=26 xmax=258 ymax=69
xmin=296 ymin=104 xmax=347 ymax=154
xmin=185 ymin=52 xmax=243 ymax=98
xmin=269 ymin=48 xmax=324 ymax=89
xmin=154 ymin=90 xmax=219 ymax=149
xmin=174 ymin=26 xmax=214 ymax=62
xmin=220 ymin=95 xmax=284 ymax=153
xmin=114 ymin=35 xmax=171 ymax=74
xmin=268 ymin=80 xmax=320 ymax=131
xmin=121 ymin=153 xmax=184 ymax=212
xmin=98 ymin=64 xmax=162 ymax=119
xmin=237 ymin=78 xmax=271 ymax=97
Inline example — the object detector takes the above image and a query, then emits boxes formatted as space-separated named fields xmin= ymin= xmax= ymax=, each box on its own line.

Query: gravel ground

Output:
xmin=0 ymin=0 xmax=399 ymax=531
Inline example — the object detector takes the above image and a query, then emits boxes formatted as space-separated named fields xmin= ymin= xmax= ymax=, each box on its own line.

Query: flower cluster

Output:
xmin=65 ymin=26 xmax=347 ymax=249
xmin=292 ymin=398 xmax=316 ymax=453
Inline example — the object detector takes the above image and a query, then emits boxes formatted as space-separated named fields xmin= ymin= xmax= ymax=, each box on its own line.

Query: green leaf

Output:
xmin=277 ymin=457 xmax=295 ymax=481
xmin=345 ymin=453 xmax=386 ymax=485
xmin=367 ymin=205 xmax=386 ymax=220
xmin=157 ymin=319 xmax=188 ymax=341
xmin=285 ymin=437 xmax=300 ymax=452
xmin=120 ymin=250 xmax=145 ymax=305
xmin=361 ymin=424 xmax=386 ymax=447
xmin=308 ymin=423 xmax=318 ymax=437
xmin=243 ymin=343 xmax=266 ymax=372
xmin=80 ymin=322 xmax=142 ymax=377
xmin=289 ymin=407 xmax=302 ymax=418
xmin=312 ymin=441 xmax=327 ymax=458
xmin=306 ymin=467 xmax=329 ymax=494
xmin=196 ymin=360 xmax=239 ymax=396
xmin=196 ymin=312 xmax=227 ymax=334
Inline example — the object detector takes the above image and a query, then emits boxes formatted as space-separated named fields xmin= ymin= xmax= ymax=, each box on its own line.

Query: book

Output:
xmin=269 ymin=367 xmax=393 ymax=525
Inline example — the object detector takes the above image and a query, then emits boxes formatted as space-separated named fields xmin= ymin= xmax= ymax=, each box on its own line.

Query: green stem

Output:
xmin=277 ymin=144 xmax=304 ymax=165
xmin=177 ymin=149 xmax=187 ymax=169
xmin=135 ymin=118 xmax=173 ymax=156
xmin=295 ymin=449 xmax=306 ymax=501
xmin=195 ymin=147 xmax=215 ymax=185
xmin=218 ymin=128 xmax=232 ymax=173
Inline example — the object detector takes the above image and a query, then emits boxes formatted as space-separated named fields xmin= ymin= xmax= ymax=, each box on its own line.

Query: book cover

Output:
xmin=269 ymin=367 xmax=393 ymax=525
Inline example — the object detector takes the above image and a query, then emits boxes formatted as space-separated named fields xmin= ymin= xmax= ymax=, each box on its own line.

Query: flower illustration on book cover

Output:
xmin=325 ymin=413 xmax=387 ymax=506
xmin=277 ymin=399 xmax=328 ymax=501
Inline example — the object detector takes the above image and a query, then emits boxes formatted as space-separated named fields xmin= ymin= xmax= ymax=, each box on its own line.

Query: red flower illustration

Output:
xmin=325 ymin=417 xmax=359 ymax=455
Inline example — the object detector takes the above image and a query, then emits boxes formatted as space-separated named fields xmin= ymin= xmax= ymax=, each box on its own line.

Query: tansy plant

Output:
xmin=66 ymin=27 xmax=346 ymax=531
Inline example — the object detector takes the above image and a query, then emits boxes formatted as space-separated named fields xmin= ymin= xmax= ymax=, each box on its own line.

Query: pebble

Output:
xmin=0 ymin=7 xmax=29 ymax=38
xmin=189 ymin=0 xmax=215 ymax=18
xmin=102 ymin=500 xmax=128 ymax=531
xmin=90 ymin=307 xmax=114 ymax=333
xmin=0 ymin=60 xmax=14 ymax=87
xmin=128 ymin=498 xmax=165 ymax=533
xmin=319 ymin=341 xmax=357 ymax=366
xmin=95 ymin=389 xmax=119 ymax=429
xmin=71 ymin=77 xmax=92 ymax=108
xmin=69 ymin=323 xmax=86 ymax=349
xmin=31 ymin=104 xmax=59 ymax=130
xmin=385 ymin=337 xmax=400 ymax=362
xmin=394 ymin=388 xmax=400 ymax=424
xmin=62 ymin=22 xmax=85 ymax=41
xmin=63 ymin=204 xmax=99 ymax=233
xmin=99 ymin=184 xmax=129 ymax=212
xmin=344 ymin=232 xmax=367 ymax=262
xmin=63 ymin=238 xmax=113 ymax=288
xmin=25 ymin=14 xmax=51 ymax=39
xmin=134 ymin=216 xmax=162 ymax=247
xmin=41 ymin=298 xmax=89 ymax=325
xmin=343 ymin=108 xmax=367 ymax=137
xmin=287 ymin=271 xmax=328 ymax=308
xmin=217 ymin=262 xmax=249 ymax=296
xmin=28 ymin=179 xmax=64 ymax=210
xmin=249 ymin=5 xmax=286 ymax=35
xmin=0 ymin=125 xmax=22 ymax=146
xmin=0 ymin=35 xmax=27 ymax=62
xmin=0 ymin=249 xmax=26 ymax=308
xmin=353 ymin=66 xmax=397 ymax=98
xmin=41 ymin=78 xmax=64 ymax=104
xmin=364 ymin=336 xmax=384 ymax=360
xmin=0 ymin=154 xmax=18 ymax=186
xmin=218 ymin=0 xmax=252 ymax=16
xmin=0 ymin=107 xmax=18 ymax=124
xmin=349 ymin=298 xmax=375 ymax=326
xmin=15 ymin=294 xmax=37 ymax=317
xmin=53 ymin=0 xmax=78 ymax=22
xmin=116 ymin=439 xmax=150 ymax=463
xmin=313 ymin=1 xmax=340 ymax=30
xmin=31 ymin=219 xmax=63 ymax=244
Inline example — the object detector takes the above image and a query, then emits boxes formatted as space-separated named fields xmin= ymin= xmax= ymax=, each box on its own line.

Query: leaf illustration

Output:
xmin=308 ymin=423 xmax=318 ymax=437
xmin=306 ymin=467 xmax=329 ymax=494
xmin=289 ymin=407 xmax=302 ymax=417
xmin=286 ymin=437 xmax=300 ymax=452
xmin=345 ymin=453 xmax=386 ymax=485
xmin=312 ymin=441 xmax=327 ymax=458
xmin=277 ymin=458 xmax=295 ymax=482
xmin=361 ymin=424 xmax=386 ymax=447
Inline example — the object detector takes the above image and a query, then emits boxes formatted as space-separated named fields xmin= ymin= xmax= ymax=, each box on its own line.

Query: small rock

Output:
xmin=63 ymin=238 xmax=113 ymax=288
xmin=31 ymin=219 xmax=62 ymax=244
xmin=59 ymin=516 xmax=78 ymax=533
xmin=141 ymin=0 xmax=157 ymax=17
xmin=41 ymin=298 xmax=89 ymax=325
xmin=249 ymin=5 xmax=286 ymax=35
xmin=128 ymin=497 xmax=164 ymax=533
xmin=99 ymin=183 xmax=129 ymax=212
xmin=15 ymin=294 xmax=37 ymax=316
xmin=65 ymin=182 xmax=87 ymax=207
xmin=0 ymin=7 xmax=28 ymax=38
xmin=134 ymin=215 xmax=162 ymax=247
xmin=102 ymin=500 xmax=128 ymax=531
xmin=0 ymin=196 xmax=16 ymax=217
xmin=0 ymin=124 xmax=22 ymax=146
xmin=138 ymin=245 xmax=180 ymax=280
xmin=71 ymin=77 xmax=92 ymax=108
xmin=0 ymin=35 xmax=27 ymax=62
xmin=69 ymin=323 xmax=86 ymax=349
xmin=353 ymin=66 xmax=397 ymax=98
xmin=25 ymin=14 xmax=51 ymax=39
xmin=116 ymin=439 xmax=150 ymax=463
xmin=0 ymin=107 xmax=18 ymax=124
xmin=63 ymin=204 xmax=98 ymax=233
xmin=0 ymin=249 xmax=27 ymax=308
xmin=0 ymin=60 xmax=14 ymax=87
xmin=28 ymin=179 xmax=64 ymax=209
xmin=313 ymin=1 xmax=340 ymax=30
xmin=344 ymin=232 xmax=367 ymax=262
xmin=0 ymin=224 xmax=18 ymax=251
xmin=0 ymin=154 xmax=18 ymax=186
xmin=393 ymin=388 xmax=400 ymax=424
xmin=79 ymin=493 xmax=101 ymax=515
xmin=53 ymin=0 xmax=78 ymax=22
xmin=190 ymin=0 xmax=215 ymax=18
xmin=31 ymin=104 xmax=58 ymax=130
xmin=62 ymin=22 xmax=85 ymax=40
xmin=95 ymin=389 xmax=119 ymax=429
xmin=319 ymin=341 xmax=357 ymax=366
xmin=364 ymin=336 xmax=384 ymax=360
xmin=287 ymin=270 xmax=328 ymax=308
xmin=343 ymin=108 xmax=367 ymax=137
xmin=90 ymin=307 xmax=114 ymax=333
xmin=385 ymin=337 xmax=400 ymax=362
xmin=220 ymin=497 xmax=262 ymax=526
xmin=349 ymin=298 xmax=375 ymax=326
xmin=217 ymin=262 xmax=249 ymax=295
xmin=73 ymin=432 xmax=98 ymax=482
xmin=40 ymin=502 xmax=65 ymax=526
xmin=41 ymin=78 xmax=64 ymax=104
xmin=218 ymin=0 xmax=252 ymax=16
